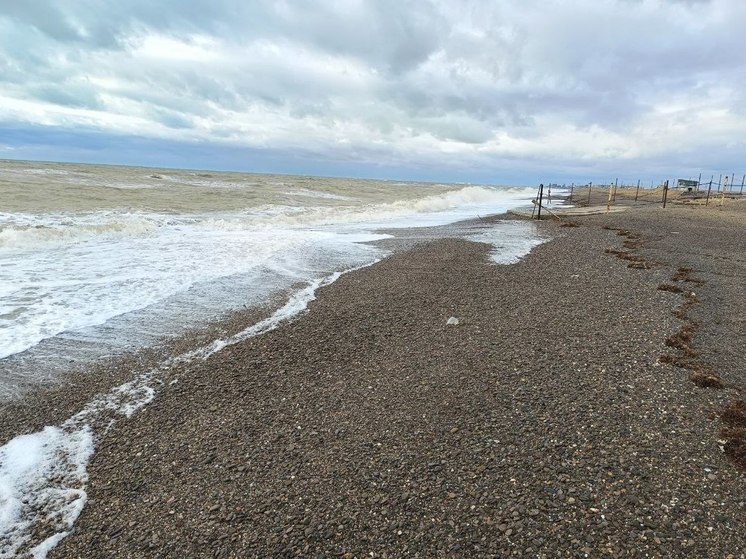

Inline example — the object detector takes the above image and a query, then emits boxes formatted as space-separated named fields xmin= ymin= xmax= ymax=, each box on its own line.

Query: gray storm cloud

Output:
xmin=1 ymin=0 xmax=744 ymax=177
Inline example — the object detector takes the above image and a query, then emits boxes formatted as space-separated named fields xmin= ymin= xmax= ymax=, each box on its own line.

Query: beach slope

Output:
xmin=51 ymin=206 xmax=745 ymax=557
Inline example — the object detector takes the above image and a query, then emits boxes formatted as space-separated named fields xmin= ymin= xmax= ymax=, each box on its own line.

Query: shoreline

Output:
xmin=4 ymin=204 xmax=746 ymax=557
xmin=0 ymin=295 xmax=286 ymax=441
xmin=0 ymin=210 xmax=538 ymax=438
xmin=0 ymin=212 xmax=523 ymax=443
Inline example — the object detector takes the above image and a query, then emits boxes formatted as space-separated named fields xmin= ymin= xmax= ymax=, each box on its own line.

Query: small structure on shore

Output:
xmin=676 ymin=179 xmax=698 ymax=191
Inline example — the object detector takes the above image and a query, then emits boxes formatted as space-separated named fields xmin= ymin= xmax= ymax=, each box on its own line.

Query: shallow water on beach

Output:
xmin=0 ymin=159 xmax=541 ymax=398
xmin=0 ymin=159 xmax=553 ymax=557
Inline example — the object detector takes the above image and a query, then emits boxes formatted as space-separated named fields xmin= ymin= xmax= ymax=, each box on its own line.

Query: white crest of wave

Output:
xmin=284 ymin=188 xmax=354 ymax=201
xmin=0 ymin=186 xmax=533 ymax=247
xmin=0 ymin=215 xmax=165 ymax=249
xmin=213 ymin=186 xmax=533 ymax=230
xmin=408 ymin=185 xmax=526 ymax=212
xmin=286 ymin=185 xmax=532 ymax=226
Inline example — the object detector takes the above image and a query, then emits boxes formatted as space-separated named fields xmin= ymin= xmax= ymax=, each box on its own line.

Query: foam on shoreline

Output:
xmin=0 ymin=263 xmax=370 ymax=558
xmin=0 ymin=217 xmax=548 ymax=558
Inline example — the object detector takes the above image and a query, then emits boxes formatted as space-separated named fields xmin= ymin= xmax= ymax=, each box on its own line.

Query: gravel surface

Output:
xmin=7 ymin=201 xmax=746 ymax=558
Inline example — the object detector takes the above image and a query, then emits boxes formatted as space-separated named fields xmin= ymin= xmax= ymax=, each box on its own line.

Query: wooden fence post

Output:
xmin=537 ymin=184 xmax=544 ymax=220
xmin=606 ymin=180 xmax=614 ymax=213
xmin=720 ymin=175 xmax=729 ymax=206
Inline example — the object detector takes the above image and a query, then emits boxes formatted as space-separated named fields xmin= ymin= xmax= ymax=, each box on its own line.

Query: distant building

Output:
xmin=676 ymin=179 xmax=698 ymax=191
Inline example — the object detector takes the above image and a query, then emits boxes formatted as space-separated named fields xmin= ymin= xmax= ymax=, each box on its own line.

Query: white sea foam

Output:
xmin=0 ymin=266 xmax=348 ymax=558
xmin=0 ymin=341 xmax=163 ymax=558
xmin=190 ymin=268 xmax=349 ymax=360
xmin=470 ymin=221 xmax=546 ymax=264
xmin=18 ymin=169 xmax=70 ymax=176
xmin=0 ymin=182 xmax=533 ymax=363
xmin=0 ymin=210 xmax=384 ymax=361
xmin=0 ymin=426 xmax=93 ymax=559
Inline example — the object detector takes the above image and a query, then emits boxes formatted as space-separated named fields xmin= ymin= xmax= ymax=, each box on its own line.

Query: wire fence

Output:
xmin=561 ymin=173 xmax=746 ymax=209
xmin=691 ymin=173 xmax=746 ymax=196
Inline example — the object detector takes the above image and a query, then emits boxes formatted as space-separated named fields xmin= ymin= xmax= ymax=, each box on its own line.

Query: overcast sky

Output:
xmin=1 ymin=0 xmax=744 ymax=183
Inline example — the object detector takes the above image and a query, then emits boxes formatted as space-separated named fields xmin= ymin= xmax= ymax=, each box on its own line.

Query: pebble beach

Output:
xmin=3 ymin=197 xmax=745 ymax=558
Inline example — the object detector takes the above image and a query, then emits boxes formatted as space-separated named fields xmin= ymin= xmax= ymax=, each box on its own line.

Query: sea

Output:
xmin=0 ymin=159 xmax=546 ymax=557
xmin=0 ymin=159 xmax=548 ymax=397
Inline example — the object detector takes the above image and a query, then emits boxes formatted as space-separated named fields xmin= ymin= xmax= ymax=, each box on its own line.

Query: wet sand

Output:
xmin=4 ymin=200 xmax=746 ymax=557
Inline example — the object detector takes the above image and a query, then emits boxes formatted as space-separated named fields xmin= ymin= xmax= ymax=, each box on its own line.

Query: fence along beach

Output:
xmin=1 ymin=162 xmax=745 ymax=557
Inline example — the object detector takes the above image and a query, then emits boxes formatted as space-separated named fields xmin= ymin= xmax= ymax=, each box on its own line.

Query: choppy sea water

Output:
xmin=0 ymin=159 xmax=547 ymax=558
xmin=0 ymin=159 xmax=544 ymax=396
